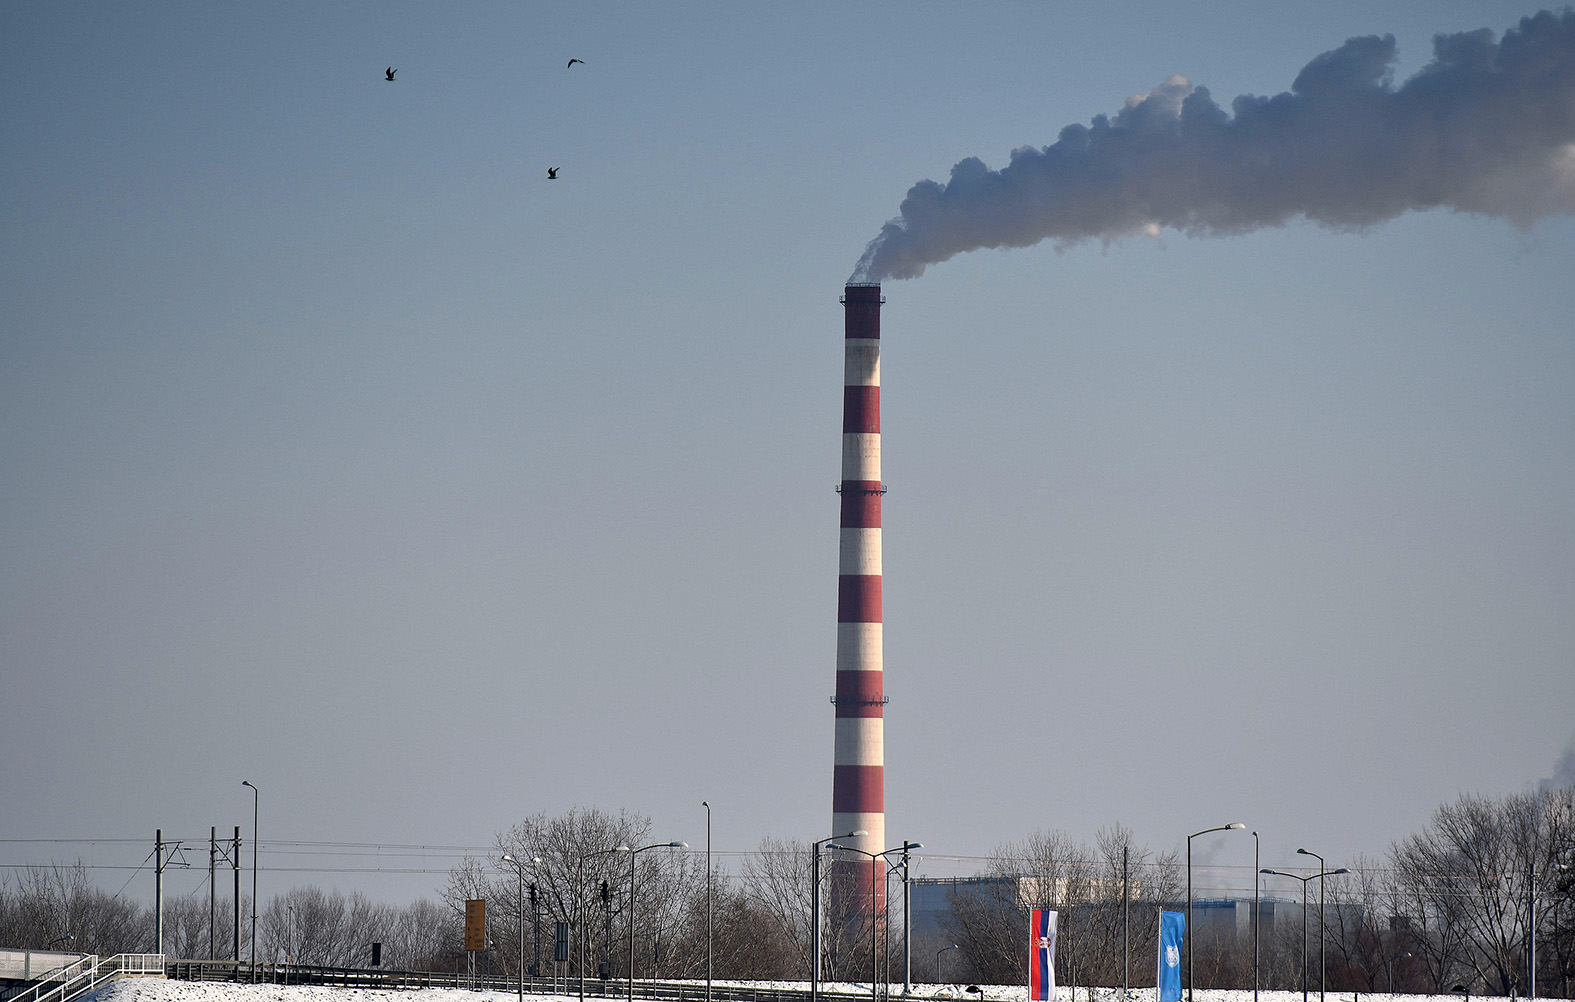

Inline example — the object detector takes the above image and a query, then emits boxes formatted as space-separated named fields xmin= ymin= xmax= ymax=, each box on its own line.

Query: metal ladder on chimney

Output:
xmin=3 ymin=955 xmax=164 ymax=1002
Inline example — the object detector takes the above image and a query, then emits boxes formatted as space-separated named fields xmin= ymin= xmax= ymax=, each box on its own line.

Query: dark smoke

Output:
xmin=1541 ymin=737 xmax=1575 ymax=792
xmin=852 ymin=10 xmax=1575 ymax=282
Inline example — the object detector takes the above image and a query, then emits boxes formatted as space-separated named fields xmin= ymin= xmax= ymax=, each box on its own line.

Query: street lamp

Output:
xmin=882 ymin=858 xmax=900 ymax=995
xmin=1186 ymin=822 xmax=1245 ymax=1002
xmin=501 ymin=854 xmax=541 ymax=1002
xmin=241 ymin=781 xmax=259 ymax=983
xmin=1262 ymin=867 xmax=1349 ymax=1002
xmin=1297 ymin=848 xmax=1338 ymax=1002
xmin=702 ymin=802 xmax=712 ymax=1002
xmin=628 ymin=841 xmax=687 ymax=1002
xmin=895 ymin=841 xmax=922 ymax=995
xmin=574 ymin=846 xmax=631 ymax=1002
xmin=828 ymin=841 xmax=917 ymax=1002
xmin=937 ymin=944 xmax=959 ymax=983
xmin=811 ymin=829 xmax=868 ymax=1002
xmin=1387 ymin=952 xmax=1411 ymax=994
xmin=1296 ymin=849 xmax=1326 ymax=1002
xmin=1252 ymin=832 xmax=1260 ymax=1002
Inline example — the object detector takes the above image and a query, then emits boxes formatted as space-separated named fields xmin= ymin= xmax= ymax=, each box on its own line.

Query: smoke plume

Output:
xmin=1541 ymin=737 xmax=1575 ymax=792
xmin=852 ymin=10 xmax=1575 ymax=282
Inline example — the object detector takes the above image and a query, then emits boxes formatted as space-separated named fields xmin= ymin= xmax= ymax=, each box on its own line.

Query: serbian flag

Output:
xmin=1029 ymin=908 xmax=1057 ymax=1001
xmin=1158 ymin=910 xmax=1185 ymax=1002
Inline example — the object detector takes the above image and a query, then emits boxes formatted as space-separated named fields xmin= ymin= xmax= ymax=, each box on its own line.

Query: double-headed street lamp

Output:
xmin=1296 ymin=849 xmax=1331 ymax=1002
xmin=628 ymin=841 xmax=687 ymax=1002
xmin=501 ymin=854 xmax=542 ymax=1002
xmin=1261 ymin=866 xmax=1349 ymax=1002
xmin=827 ymin=840 xmax=921 ymax=1002
xmin=811 ymin=829 xmax=868 ymax=1002
xmin=893 ymin=841 xmax=922 ymax=995
xmin=572 ymin=846 xmax=634 ymax=1002
xmin=1186 ymin=822 xmax=1245 ymax=1002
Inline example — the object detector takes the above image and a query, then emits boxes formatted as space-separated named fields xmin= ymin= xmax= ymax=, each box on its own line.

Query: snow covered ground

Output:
xmin=90 ymin=980 xmax=1522 ymax=1002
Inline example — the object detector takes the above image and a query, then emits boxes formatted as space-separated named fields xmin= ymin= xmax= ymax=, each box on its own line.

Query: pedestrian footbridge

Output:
xmin=0 ymin=951 xmax=163 ymax=1002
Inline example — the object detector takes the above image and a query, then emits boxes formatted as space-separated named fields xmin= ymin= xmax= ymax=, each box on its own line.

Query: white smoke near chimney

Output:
xmin=852 ymin=10 xmax=1575 ymax=282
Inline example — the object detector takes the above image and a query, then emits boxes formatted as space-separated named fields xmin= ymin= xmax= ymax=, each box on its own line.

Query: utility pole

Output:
xmin=903 ymin=843 xmax=914 ymax=995
xmin=155 ymin=830 xmax=164 ymax=956
xmin=232 ymin=827 xmax=242 ymax=964
xmin=602 ymin=880 xmax=613 ymax=978
xmin=530 ymin=883 xmax=540 ymax=979
xmin=209 ymin=827 xmax=217 ymax=960
xmin=1529 ymin=860 xmax=1536 ymax=1000
xmin=1123 ymin=845 xmax=1130 ymax=998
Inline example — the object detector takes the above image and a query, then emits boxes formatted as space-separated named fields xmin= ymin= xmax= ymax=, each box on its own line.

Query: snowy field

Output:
xmin=89 ymin=980 xmax=1519 ymax=1002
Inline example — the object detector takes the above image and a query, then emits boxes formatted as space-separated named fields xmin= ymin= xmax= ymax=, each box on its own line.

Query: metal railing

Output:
xmin=1 ymin=954 xmax=164 ymax=1002
xmin=164 ymin=962 xmax=879 ymax=1002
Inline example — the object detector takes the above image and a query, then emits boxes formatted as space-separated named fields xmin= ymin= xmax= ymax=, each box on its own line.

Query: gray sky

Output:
xmin=3 ymin=2 xmax=1572 ymax=907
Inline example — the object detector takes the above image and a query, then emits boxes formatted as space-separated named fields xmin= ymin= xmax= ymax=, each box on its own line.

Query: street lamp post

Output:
xmin=1262 ymin=866 xmax=1350 ymax=1002
xmin=1297 ymin=848 xmax=1331 ymax=1002
xmin=1186 ymin=822 xmax=1245 ymax=1002
xmin=628 ymin=841 xmax=687 ymax=1002
xmin=937 ymin=945 xmax=958 ymax=983
xmin=811 ymin=829 xmax=868 ymax=1002
xmin=877 ymin=844 xmax=922 ymax=999
xmin=1252 ymin=831 xmax=1260 ymax=1002
xmin=702 ymin=802 xmax=712 ymax=1002
xmin=241 ymin=781 xmax=259 ymax=983
xmin=882 ymin=860 xmax=898 ymax=996
xmin=1261 ymin=869 xmax=1311 ymax=1002
xmin=501 ymin=854 xmax=541 ymax=1002
xmin=573 ymin=846 xmax=632 ymax=1002
xmin=898 ymin=841 xmax=921 ymax=995
xmin=829 ymin=840 xmax=918 ymax=1002
xmin=1387 ymin=952 xmax=1411 ymax=993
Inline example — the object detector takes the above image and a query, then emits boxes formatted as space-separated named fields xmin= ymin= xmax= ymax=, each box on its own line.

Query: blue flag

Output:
xmin=1158 ymin=910 xmax=1185 ymax=1002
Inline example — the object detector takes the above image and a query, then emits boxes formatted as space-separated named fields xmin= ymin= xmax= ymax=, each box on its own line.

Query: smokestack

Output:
xmin=832 ymin=283 xmax=885 ymax=908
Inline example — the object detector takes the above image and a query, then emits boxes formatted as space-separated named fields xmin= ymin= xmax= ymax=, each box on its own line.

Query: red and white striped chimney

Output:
xmin=832 ymin=283 xmax=885 ymax=884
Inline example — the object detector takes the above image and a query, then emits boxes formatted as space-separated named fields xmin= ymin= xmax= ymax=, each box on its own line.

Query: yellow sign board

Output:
xmin=464 ymin=899 xmax=486 ymax=952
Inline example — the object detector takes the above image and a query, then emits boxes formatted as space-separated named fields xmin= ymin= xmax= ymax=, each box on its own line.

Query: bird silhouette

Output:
xmin=566 ymin=58 xmax=584 ymax=68
xmin=547 ymin=167 xmax=559 ymax=179
xmin=385 ymin=67 xmax=396 ymax=81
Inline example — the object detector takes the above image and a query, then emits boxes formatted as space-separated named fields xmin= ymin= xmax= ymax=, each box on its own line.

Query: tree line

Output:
xmin=4 ymin=787 xmax=1570 ymax=995
xmin=0 ymin=862 xmax=454 ymax=971
xmin=938 ymin=787 xmax=1574 ymax=999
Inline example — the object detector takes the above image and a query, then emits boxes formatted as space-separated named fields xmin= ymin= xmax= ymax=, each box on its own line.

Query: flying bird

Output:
xmin=566 ymin=58 xmax=584 ymax=68
xmin=547 ymin=167 xmax=559 ymax=179
xmin=385 ymin=67 xmax=396 ymax=81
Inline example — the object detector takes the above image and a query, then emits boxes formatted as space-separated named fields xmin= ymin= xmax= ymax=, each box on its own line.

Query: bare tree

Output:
xmin=444 ymin=807 xmax=664 ymax=980
xmin=0 ymin=863 xmax=150 ymax=955
xmin=386 ymin=897 xmax=451 ymax=970
xmin=1321 ymin=855 xmax=1392 ymax=991
xmin=1389 ymin=787 xmax=1574 ymax=995
xmin=161 ymin=891 xmax=237 ymax=960
xmin=737 ymin=836 xmax=814 ymax=977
